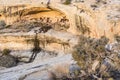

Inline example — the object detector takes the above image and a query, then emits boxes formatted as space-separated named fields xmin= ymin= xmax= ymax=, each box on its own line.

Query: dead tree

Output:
xmin=28 ymin=30 xmax=41 ymax=62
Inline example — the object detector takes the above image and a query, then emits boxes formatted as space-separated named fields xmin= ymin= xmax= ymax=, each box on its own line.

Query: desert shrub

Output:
xmin=63 ymin=0 xmax=71 ymax=5
xmin=72 ymin=35 xmax=120 ymax=80
xmin=72 ymin=35 xmax=109 ymax=69
xmin=0 ymin=20 xmax=6 ymax=28
xmin=53 ymin=63 xmax=69 ymax=78
xmin=0 ymin=49 xmax=18 ymax=68
xmin=2 ymin=49 xmax=11 ymax=55
xmin=0 ymin=55 xmax=17 ymax=68
xmin=90 ymin=4 xmax=98 ymax=10
xmin=96 ymin=0 xmax=107 ymax=4
xmin=90 ymin=4 xmax=98 ymax=8
xmin=5 ymin=25 xmax=11 ymax=28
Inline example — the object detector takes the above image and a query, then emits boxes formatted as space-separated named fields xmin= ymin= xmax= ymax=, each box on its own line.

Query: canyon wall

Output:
xmin=0 ymin=0 xmax=120 ymax=51
xmin=0 ymin=30 xmax=78 ymax=53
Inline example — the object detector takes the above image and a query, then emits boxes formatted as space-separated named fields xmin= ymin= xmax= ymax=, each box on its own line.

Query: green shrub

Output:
xmin=63 ymin=0 xmax=71 ymax=5
xmin=2 ymin=49 xmax=11 ymax=55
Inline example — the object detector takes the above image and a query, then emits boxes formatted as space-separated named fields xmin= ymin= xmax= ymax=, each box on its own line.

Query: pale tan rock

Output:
xmin=92 ymin=60 xmax=99 ymax=71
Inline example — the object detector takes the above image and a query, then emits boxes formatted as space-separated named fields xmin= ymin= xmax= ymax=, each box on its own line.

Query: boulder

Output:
xmin=69 ymin=63 xmax=81 ymax=77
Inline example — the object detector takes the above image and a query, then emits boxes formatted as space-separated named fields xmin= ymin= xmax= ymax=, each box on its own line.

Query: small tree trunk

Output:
xmin=28 ymin=32 xmax=41 ymax=62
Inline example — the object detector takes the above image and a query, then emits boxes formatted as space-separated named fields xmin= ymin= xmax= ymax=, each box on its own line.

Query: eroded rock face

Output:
xmin=0 ymin=0 xmax=119 ymax=51
xmin=73 ymin=0 xmax=120 ymax=40
xmin=0 ymin=0 xmax=119 ymax=40
xmin=0 ymin=30 xmax=77 ymax=53
xmin=0 ymin=3 xmax=74 ymax=52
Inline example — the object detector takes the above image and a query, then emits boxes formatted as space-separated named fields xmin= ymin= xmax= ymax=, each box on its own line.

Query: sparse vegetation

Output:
xmin=63 ymin=0 xmax=71 ymax=5
xmin=0 ymin=49 xmax=18 ymax=68
xmin=2 ymin=49 xmax=11 ymax=56
xmin=0 ymin=1 xmax=119 ymax=79
xmin=72 ymin=35 xmax=120 ymax=79
xmin=72 ymin=35 xmax=109 ymax=69
xmin=90 ymin=4 xmax=98 ymax=8
xmin=5 ymin=25 xmax=11 ymax=28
